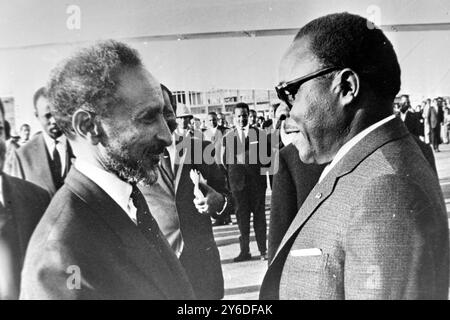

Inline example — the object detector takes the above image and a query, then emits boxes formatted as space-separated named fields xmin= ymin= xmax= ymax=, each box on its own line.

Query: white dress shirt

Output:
xmin=75 ymin=159 xmax=137 ymax=224
xmin=318 ymin=115 xmax=396 ymax=183
xmin=42 ymin=132 xmax=67 ymax=176
xmin=400 ymin=110 xmax=408 ymax=122
xmin=167 ymin=134 xmax=177 ymax=173
xmin=238 ymin=124 xmax=250 ymax=142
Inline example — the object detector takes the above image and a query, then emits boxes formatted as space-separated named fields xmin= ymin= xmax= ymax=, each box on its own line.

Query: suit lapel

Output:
xmin=65 ymin=168 xmax=187 ymax=299
xmin=271 ymin=171 xmax=338 ymax=261
xmin=174 ymin=146 xmax=187 ymax=193
xmin=35 ymin=135 xmax=56 ymax=194
xmin=270 ymin=117 xmax=411 ymax=265
xmin=157 ymin=165 xmax=175 ymax=196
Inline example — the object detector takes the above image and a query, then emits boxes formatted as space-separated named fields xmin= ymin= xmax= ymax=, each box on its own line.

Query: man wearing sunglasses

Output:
xmin=260 ymin=12 xmax=448 ymax=300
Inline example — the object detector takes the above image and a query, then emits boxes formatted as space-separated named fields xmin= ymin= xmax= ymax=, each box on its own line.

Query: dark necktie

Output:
xmin=52 ymin=139 xmax=62 ymax=187
xmin=160 ymin=148 xmax=174 ymax=181
xmin=130 ymin=184 xmax=164 ymax=254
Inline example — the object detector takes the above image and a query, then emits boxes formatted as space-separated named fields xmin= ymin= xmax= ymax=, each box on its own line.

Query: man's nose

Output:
xmin=157 ymin=116 xmax=173 ymax=147
xmin=275 ymin=102 xmax=290 ymax=120
xmin=284 ymin=117 xmax=300 ymax=133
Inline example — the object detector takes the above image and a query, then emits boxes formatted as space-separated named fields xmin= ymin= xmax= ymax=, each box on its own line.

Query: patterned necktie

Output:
xmin=130 ymin=184 xmax=164 ymax=254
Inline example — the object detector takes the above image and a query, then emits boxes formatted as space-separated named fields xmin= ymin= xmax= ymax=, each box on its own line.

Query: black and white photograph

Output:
xmin=1 ymin=0 xmax=450 ymax=304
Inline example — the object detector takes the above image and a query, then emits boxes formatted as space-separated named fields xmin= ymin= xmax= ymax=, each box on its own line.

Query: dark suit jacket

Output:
xmin=428 ymin=107 xmax=439 ymax=129
xmin=412 ymin=135 xmax=436 ymax=173
xmin=268 ymin=136 xmax=435 ymax=264
xmin=222 ymin=127 xmax=271 ymax=193
xmin=203 ymin=126 xmax=229 ymax=144
xmin=268 ymin=144 xmax=326 ymax=263
xmin=400 ymin=111 xmax=420 ymax=137
xmin=6 ymin=133 xmax=74 ymax=196
xmin=260 ymin=118 xmax=449 ymax=300
xmin=141 ymin=137 xmax=232 ymax=299
xmin=20 ymin=168 xmax=195 ymax=300
xmin=0 ymin=174 xmax=50 ymax=299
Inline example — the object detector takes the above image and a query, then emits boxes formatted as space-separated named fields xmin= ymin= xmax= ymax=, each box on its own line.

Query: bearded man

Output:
xmin=20 ymin=40 xmax=196 ymax=300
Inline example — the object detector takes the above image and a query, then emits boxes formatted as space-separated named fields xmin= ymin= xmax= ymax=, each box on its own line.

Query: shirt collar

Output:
xmin=75 ymin=159 xmax=133 ymax=214
xmin=42 ymin=131 xmax=67 ymax=151
xmin=237 ymin=124 xmax=250 ymax=132
xmin=318 ymin=114 xmax=396 ymax=183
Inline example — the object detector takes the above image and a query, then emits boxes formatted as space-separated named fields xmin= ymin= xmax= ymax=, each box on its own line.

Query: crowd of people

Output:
xmin=394 ymin=95 xmax=450 ymax=152
xmin=0 ymin=12 xmax=449 ymax=300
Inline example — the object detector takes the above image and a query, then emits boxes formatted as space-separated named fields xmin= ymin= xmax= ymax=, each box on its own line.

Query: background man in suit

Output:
xmin=18 ymin=124 xmax=30 ymax=146
xmin=249 ymin=110 xmax=258 ymax=128
xmin=217 ymin=112 xmax=229 ymax=129
xmin=398 ymin=95 xmax=421 ymax=137
xmin=204 ymin=111 xmax=229 ymax=144
xmin=260 ymin=13 xmax=448 ymax=300
xmin=203 ymin=111 xmax=232 ymax=226
xmin=141 ymin=84 xmax=232 ymax=299
xmin=428 ymin=98 xmax=442 ymax=152
xmin=0 ymin=99 xmax=50 ymax=300
xmin=6 ymin=87 xmax=74 ymax=196
xmin=20 ymin=40 xmax=195 ymax=300
xmin=223 ymin=102 xmax=271 ymax=262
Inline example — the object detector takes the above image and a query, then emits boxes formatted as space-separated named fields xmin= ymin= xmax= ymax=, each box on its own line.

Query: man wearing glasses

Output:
xmin=260 ymin=12 xmax=448 ymax=300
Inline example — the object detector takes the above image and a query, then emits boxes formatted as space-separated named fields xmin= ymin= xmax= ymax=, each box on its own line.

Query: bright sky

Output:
xmin=1 ymin=0 xmax=450 ymax=130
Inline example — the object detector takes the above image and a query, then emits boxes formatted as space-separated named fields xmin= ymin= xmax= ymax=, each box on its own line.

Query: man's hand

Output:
xmin=193 ymin=180 xmax=225 ymax=216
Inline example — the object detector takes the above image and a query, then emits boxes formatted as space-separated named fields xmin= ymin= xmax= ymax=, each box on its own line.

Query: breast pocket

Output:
xmin=279 ymin=251 xmax=330 ymax=299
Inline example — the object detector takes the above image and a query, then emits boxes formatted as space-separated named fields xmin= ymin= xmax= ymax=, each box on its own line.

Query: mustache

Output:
xmin=144 ymin=144 xmax=166 ymax=158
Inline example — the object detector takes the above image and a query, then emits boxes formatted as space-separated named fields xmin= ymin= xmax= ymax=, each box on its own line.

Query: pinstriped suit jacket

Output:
xmin=260 ymin=117 xmax=449 ymax=300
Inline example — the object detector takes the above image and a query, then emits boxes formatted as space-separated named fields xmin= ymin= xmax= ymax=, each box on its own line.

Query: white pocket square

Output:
xmin=290 ymin=248 xmax=322 ymax=257
xmin=250 ymin=141 xmax=258 ymax=144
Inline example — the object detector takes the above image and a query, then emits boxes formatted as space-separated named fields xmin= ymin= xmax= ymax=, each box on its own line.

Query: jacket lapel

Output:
xmin=174 ymin=146 xmax=187 ymax=193
xmin=35 ymin=135 xmax=56 ymax=194
xmin=65 ymin=168 xmax=188 ymax=299
xmin=270 ymin=117 xmax=411 ymax=265
xmin=157 ymin=165 xmax=175 ymax=196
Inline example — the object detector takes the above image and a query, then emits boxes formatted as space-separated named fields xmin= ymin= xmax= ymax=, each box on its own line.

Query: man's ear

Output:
xmin=72 ymin=109 xmax=101 ymax=144
xmin=333 ymin=68 xmax=360 ymax=107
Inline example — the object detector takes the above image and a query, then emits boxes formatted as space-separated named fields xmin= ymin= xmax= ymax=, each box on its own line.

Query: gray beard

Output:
xmin=102 ymin=145 xmax=159 ymax=186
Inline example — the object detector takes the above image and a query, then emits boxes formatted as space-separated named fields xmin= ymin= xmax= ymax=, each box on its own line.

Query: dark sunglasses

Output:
xmin=275 ymin=66 xmax=339 ymax=108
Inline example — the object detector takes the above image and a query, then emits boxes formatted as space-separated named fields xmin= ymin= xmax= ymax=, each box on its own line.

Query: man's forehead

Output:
xmin=278 ymin=37 xmax=321 ymax=83
xmin=235 ymin=108 xmax=247 ymax=115
xmin=116 ymin=67 xmax=163 ymax=108
xmin=36 ymin=96 xmax=51 ymax=113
